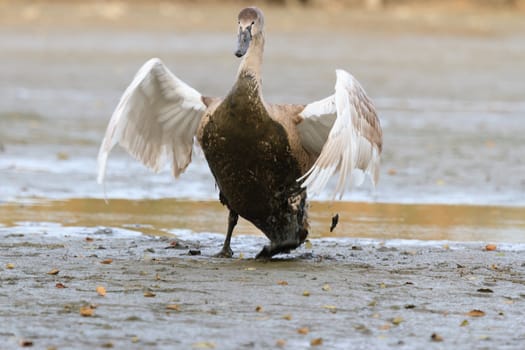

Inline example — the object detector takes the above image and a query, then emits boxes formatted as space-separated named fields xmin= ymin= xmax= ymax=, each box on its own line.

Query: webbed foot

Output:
xmin=214 ymin=246 xmax=234 ymax=258
xmin=255 ymin=239 xmax=301 ymax=259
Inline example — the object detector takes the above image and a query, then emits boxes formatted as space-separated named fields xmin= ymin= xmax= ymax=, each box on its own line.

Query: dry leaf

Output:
xmin=297 ymin=327 xmax=310 ymax=335
xmin=47 ymin=268 xmax=59 ymax=275
xmin=302 ymin=291 xmax=310 ymax=297
xmin=166 ymin=304 xmax=180 ymax=311
xmin=431 ymin=333 xmax=443 ymax=342
xmin=392 ymin=317 xmax=404 ymax=325
xmin=460 ymin=320 xmax=469 ymax=327
xmin=467 ymin=309 xmax=485 ymax=317
xmin=100 ymin=258 xmax=113 ymax=264
xmin=55 ymin=282 xmax=67 ymax=289
xmin=6 ymin=263 xmax=14 ymax=269
xmin=379 ymin=324 xmax=391 ymax=331
xmin=56 ymin=152 xmax=69 ymax=160
xmin=277 ymin=280 xmax=288 ymax=286
xmin=131 ymin=336 xmax=139 ymax=343
xmin=144 ymin=291 xmax=156 ymax=298
xmin=192 ymin=342 xmax=214 ymax=349
xmin=276 ymin=339 xmax=286 ymax=347
xmin=255 ymin=305 xmax=263 ymax=312
xmin=304 ymin=240 xmax=313 ymax=249
xmin=245 ymin=267 xmax=256 ymax=271
xmin=311 ymin=338 xmax=323 ymax=346
xmin=96 ymin=286 xmax=107 ymax=296
xmin=85 ymin=237 xmax=94 ymax=242
xmin=322 ymin=284 xmax=331 ymax=292
xmin=485 ymin=244 xmax=497 ymax=251
xmin=19 ymin=339 xmax=33 ymax=347
xmin=80 ymin=305 xmax=94 ymax=317
xmin=282 ymin=314 xmax=292 ymax=320
xmin=323 ymin=305 xmax=337 ymax=313
xmin=387 ymin=168 xmax=397 ymax=175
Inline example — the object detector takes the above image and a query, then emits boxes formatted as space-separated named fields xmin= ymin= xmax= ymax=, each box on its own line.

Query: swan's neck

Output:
xmin=237 ymin=33 xmax=264 ymax=87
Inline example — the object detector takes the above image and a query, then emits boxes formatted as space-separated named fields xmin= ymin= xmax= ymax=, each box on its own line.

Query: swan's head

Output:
xmin=235 ymin=7 xmax=264 ymax=58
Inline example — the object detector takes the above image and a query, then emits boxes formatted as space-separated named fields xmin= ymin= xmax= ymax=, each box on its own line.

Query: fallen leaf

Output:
xmin=100 ymin=258 xmax=113 ymax=264
xmin=467 ymin=309 xmax=485 ymax=317
xmin=282 ymin=314 xmax=292 ymax=320
xmin=47 ymin=268 xmax=59 ymax=275
xmin=6 ymin=263 xmax=14 ymax=269
xmin=55 ymin=282 xmax=67 ymax=289
xmin=96 ymin=286 xmax=107 ymax=296
xmin=322 ymin=284 xmax=331 ymax=292
xmin=311 ymin=338 xmax=323 ymax=346
xmin=379 ymin=282 xmax=386 ymax=288
xmin=387 ymin=168 xmax=397 ymax=175
xmin=193 ymin=342 xmax=214 ymax=349
xmin=56 ymin=152 xmax=69 ymax=160
xmin=85 ymin=237 xmax=94 ymax=242
xmin=477 ymin=288 xmax=493 ymax=293
xmin=19 ymin=339 xmax=33 ymax=347
xmin=302 ymin=291 xmax=310 ymax=297
xmin=297 ymin=327 xmax=309 ymax=335
xmin=79 ymin=305 xmax=94 ymax=317
xmin=392 ymin=317 xmax=404 ymax=325
xmin=101 ymin=342 xmax=114 ymax=348
xmin=379 ymin=324 xmax=391 ymax=331
xmin=277 ymin=280 xmax=288 ymax=286
xmin=431 ymin=333 xmax=443 ymax=342
xmin=276 ymin=339 xmax=286 ymax=347
xmin=166 ymin=304 xmax=180 ymax=311
xmin=460 ymin=320 xmax=469 ymax=327
xmin=255 ymin=305 xmax=263 ymax=312
xmin=304 ymin=240 xmax=313 ymax=249
xmin=485 ymin=244 xmax=497 ymax=251
xmin=323 ymin=305 xmax=337 ymax=313
xmin=143 ymin=291 xmax=156 ymax=298
xmin=245 ymin=267 xmax=256 ymax=271
xmin=131 ymin=336 xmax=139 ymax=343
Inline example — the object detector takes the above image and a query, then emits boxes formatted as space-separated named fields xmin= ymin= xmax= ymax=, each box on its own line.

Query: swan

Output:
xmin=97 ymin=7 xmax=383 ymax=258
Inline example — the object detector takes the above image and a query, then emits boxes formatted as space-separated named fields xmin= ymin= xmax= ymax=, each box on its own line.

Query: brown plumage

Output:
xmin=97 ymin=7 xmax=383 ymax=258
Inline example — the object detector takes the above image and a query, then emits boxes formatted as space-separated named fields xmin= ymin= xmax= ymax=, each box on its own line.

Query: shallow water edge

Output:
xmin=1 ymin=198 xmax=523 ymax=244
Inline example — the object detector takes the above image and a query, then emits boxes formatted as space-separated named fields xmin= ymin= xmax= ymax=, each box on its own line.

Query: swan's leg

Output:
xmin=214 ymin=210 xmax=238 ymax=258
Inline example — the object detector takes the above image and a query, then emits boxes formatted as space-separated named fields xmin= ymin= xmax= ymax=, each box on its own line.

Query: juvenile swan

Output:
xmin=98 ymin=7 xmax=383 ymax=258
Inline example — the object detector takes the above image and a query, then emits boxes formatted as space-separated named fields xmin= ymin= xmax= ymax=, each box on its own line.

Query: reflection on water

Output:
xmin=1 ymin=198 xmax=523 ymax=243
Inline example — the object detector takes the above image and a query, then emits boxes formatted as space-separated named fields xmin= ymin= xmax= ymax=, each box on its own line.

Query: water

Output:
xmin=1 ymin=5 xmax=524 ymax=243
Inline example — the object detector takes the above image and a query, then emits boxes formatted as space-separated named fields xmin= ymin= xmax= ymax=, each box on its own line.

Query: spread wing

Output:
xmin=97 ymin=58 xmax=207 ymax=185
xmin=297 ymin=69 xmax=383 ymax=199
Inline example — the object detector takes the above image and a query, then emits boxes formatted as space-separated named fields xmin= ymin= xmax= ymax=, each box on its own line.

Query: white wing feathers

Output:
xmin=97 ymin=58 xmax=207 ymax=185
xmin=297 ymin=69 xmax=382 ymax=199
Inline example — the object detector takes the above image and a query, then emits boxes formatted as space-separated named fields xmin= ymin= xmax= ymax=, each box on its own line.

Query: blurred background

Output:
xmin=1 ymin=1 xmax=524 ymax=241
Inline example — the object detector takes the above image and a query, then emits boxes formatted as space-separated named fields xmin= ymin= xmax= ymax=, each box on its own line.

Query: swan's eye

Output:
xmin=251 ymin=21 xmax=255 ymax=25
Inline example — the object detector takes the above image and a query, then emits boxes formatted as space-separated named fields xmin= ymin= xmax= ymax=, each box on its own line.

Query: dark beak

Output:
xmin=235 ymin=27 xmax=252 ymax=58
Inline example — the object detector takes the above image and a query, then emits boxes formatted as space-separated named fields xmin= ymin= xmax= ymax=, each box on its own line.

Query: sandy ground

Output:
xmin=1 ymin=231 xmax=525 ymax=349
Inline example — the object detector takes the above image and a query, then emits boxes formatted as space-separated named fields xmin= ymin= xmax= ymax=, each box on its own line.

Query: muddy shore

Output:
xmin=1 ymin=2 xmax=525 ymax=349
xmin=1 ymin=231 xmax=524 ymax=349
